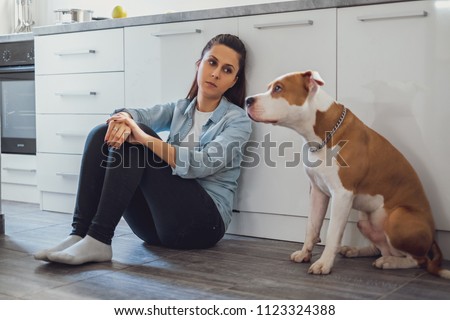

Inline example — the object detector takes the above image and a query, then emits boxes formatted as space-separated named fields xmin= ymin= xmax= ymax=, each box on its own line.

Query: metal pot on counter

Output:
xmin=55 ymin=9 xmax=93 ymax=24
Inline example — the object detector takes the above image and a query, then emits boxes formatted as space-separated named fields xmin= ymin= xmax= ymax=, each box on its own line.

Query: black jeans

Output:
xmin=70 ymin=123 xmax=225 ymax=249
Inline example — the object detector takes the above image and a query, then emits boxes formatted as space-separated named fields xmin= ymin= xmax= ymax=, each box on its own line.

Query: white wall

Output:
xmin=0 ymin=0 xmax=291 ymax=35
xmin=0 ymin=0 xmax=14 ymax=34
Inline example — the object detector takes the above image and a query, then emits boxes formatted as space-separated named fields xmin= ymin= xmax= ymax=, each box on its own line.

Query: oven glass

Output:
xmin=0 ymin=79 xmax=36 ymax=154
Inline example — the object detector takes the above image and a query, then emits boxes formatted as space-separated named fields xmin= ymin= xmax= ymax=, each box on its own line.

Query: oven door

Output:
xmin=0 ymin=66 xmax=36 ymax=155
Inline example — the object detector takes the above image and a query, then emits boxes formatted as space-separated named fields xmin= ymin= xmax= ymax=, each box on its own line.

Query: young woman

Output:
xmin=34 ymin=34 xmax=252 ymax=265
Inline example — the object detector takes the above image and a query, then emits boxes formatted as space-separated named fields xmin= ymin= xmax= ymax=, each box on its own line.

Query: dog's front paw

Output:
xmin=308 ymin=259 xmax=333 ymax=275
xmin=339 ymin=246 xmax=359 ymax=257
xmin=290 ymin=250 xmax=312 ymax=263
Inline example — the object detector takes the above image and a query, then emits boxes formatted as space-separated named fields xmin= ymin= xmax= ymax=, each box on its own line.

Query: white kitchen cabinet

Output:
xmin=124 ymin=18 xmax=238 ymax=107
xmin=35 ymin=29 xmax=125 ymax=213
xmin=239 ymin=9 xmax=337 ymax=97
xmin=337 ymin=0 xmax=450 ymax=232
xmin=1 ymin=154 xmax=39 ymax=203
xmin=35 ymin=29 xmax=124 ymax=75
xmin=230 ymin=9 xmax=338 ymax=240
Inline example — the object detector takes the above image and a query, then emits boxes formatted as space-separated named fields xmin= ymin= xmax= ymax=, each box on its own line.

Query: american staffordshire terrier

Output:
xmin=246 ymin=71 xmax=450 ymax=278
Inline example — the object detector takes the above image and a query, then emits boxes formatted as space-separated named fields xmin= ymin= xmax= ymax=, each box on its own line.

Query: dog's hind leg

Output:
xmin=385 ymin=207 xmax=434 ymax=258
xmin=340 ymin=244 xmax=380 ymax=258
xmin=340 ymin=210 xmax=385 ymax=258
xmin=340 ymin=214 xmax=382 ymax=257
xmin=373 ymin=255 xmax=419 ymax=269
xmin=373 ymin=207 xmax=433 ymax=270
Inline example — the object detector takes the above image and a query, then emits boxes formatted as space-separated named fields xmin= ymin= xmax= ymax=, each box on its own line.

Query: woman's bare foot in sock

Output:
xmin=34 ymin=235 xmax=83 ymax=261
xmin=47 ymin=235 xmax=112 ymax=265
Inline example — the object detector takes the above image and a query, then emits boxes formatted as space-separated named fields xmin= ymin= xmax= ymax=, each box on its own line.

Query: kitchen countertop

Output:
xmin=0 ymin=32 xmax=34 ymax=43
xmin=31 ymin=0 xmax=416 ymax=36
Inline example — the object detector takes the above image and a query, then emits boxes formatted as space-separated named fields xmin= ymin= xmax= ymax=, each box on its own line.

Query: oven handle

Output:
xmin=0 ymin=65 xmax=35 ymax=74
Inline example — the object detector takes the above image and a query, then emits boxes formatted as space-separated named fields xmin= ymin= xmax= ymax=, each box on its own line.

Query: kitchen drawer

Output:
xmin=37 ymin=153 xmax=81 ymax=195
xmin=37 ymin=114 xmax=108 ymax=154
xmin=2 ymin=184 xmax=39 ymax=204
xmin=36 ymin=72 xmax=124 ymax=114
xmin=35 ymin=29 xmax=124 ymax=75
xmin=1 ymin=154 xmax=37 ymax=186
xmin=41 ymin=192 xmax=76 ymax=214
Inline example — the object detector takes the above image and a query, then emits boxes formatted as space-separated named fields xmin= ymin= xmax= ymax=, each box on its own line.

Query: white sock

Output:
xmin=34 ymin=235 xmax=83 ymax=261
xmin=47 ymin=235 xmax=112 ymax=265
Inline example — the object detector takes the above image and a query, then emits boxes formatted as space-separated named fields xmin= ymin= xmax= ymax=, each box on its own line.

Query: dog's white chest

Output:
xmin=304 ymin=152 xmax=342 ymax=197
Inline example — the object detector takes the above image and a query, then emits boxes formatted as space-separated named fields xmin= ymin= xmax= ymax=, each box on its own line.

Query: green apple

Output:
xmin=112 ymin=5 xmax=127 ymax=18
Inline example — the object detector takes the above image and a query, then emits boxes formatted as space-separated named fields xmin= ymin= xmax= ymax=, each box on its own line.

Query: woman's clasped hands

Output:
xmin=105 ymin=112 xmax=148 ymax=149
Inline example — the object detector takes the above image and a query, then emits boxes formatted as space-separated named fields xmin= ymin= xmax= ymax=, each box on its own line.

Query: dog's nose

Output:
xmin=245 ymin=97 xmax=255 ymax=108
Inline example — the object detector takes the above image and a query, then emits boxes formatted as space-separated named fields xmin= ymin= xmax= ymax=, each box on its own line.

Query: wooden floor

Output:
xmin=1 ymin=200 xmax=450 ymax=300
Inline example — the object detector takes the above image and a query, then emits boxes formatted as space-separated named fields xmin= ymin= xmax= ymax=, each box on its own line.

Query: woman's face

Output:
xmin=197 ymin=44 xmax=240 ymax=102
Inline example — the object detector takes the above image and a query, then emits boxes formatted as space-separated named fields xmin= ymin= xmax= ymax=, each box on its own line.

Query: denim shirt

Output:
xmin=115 ymin=97 xmax=252 ymax=229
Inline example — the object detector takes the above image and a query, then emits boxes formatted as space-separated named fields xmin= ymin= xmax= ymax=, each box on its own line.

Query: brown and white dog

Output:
xmin=246 ymin=71 xmax=450 ymax=278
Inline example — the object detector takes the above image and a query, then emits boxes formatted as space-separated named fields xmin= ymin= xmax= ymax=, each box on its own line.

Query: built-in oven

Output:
xmin=0 ymin=39 xmax=35 ymax=155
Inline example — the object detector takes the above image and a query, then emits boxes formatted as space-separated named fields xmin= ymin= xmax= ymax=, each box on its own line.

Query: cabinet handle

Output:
xmin=151 ymin=29 xmax=202 ymax=37
xmin=55 ymin=91 xmax=97 ymax=97
xmin=55 ymin=131 xmax=86 ymax=138
xmin=3 ymin=167 xmax=36 ymax=173
xmin=254 ymin=20 xmax=313 ymax=30
xmin=357 ymin=10 xmax=428 ymax=22
xmin=54 ymin=49 xmax=96 ymax=56
xmin=56 ymin=172 xmax=79 ymax=178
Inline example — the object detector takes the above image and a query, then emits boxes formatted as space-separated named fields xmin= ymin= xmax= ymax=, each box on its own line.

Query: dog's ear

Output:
xmin=304 ymin=71 xmax=325 ymax=87
xmin=303 ymin=71 xmax=324 ymax=97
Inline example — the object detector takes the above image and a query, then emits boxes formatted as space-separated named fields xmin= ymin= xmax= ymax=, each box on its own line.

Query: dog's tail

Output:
xmin=426 ymin=241 xmax=450 ymax=279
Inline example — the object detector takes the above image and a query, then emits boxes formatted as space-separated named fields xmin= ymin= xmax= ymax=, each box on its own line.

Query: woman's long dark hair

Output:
xmin=186 ymin=34 xmax=247 ymax=108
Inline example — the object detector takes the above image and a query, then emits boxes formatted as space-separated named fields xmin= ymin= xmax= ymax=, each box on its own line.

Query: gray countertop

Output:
xmin=0 ymin=32 xmax=34 ymax=43
xmin=32 ymin=0 xmax=414 ymax=36
xmin=1 ymin=0 xmax=415 ymax=41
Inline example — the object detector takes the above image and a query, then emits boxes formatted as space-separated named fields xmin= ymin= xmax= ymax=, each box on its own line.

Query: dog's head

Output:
xmin=245 ymin=71 xmax=325 ymax=126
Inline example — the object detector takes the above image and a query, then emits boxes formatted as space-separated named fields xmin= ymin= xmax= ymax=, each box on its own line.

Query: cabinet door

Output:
xmin=338 ymin=1 xmax=450 ymax=231
xmin=125 ymin=18 xmax=238 ymax=107
xmin=235 ymin=9 xmax=337 ymax=217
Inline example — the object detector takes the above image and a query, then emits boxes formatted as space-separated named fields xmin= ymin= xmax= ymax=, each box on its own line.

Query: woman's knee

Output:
xmin=87 ymin=123 xmax=108 ymax=144
xmin=82 ymin=123 xmax=108 ymax=154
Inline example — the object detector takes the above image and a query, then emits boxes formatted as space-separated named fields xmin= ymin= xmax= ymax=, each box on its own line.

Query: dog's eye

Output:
xmin=273 ymin=85 xmax=282 ymax=93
